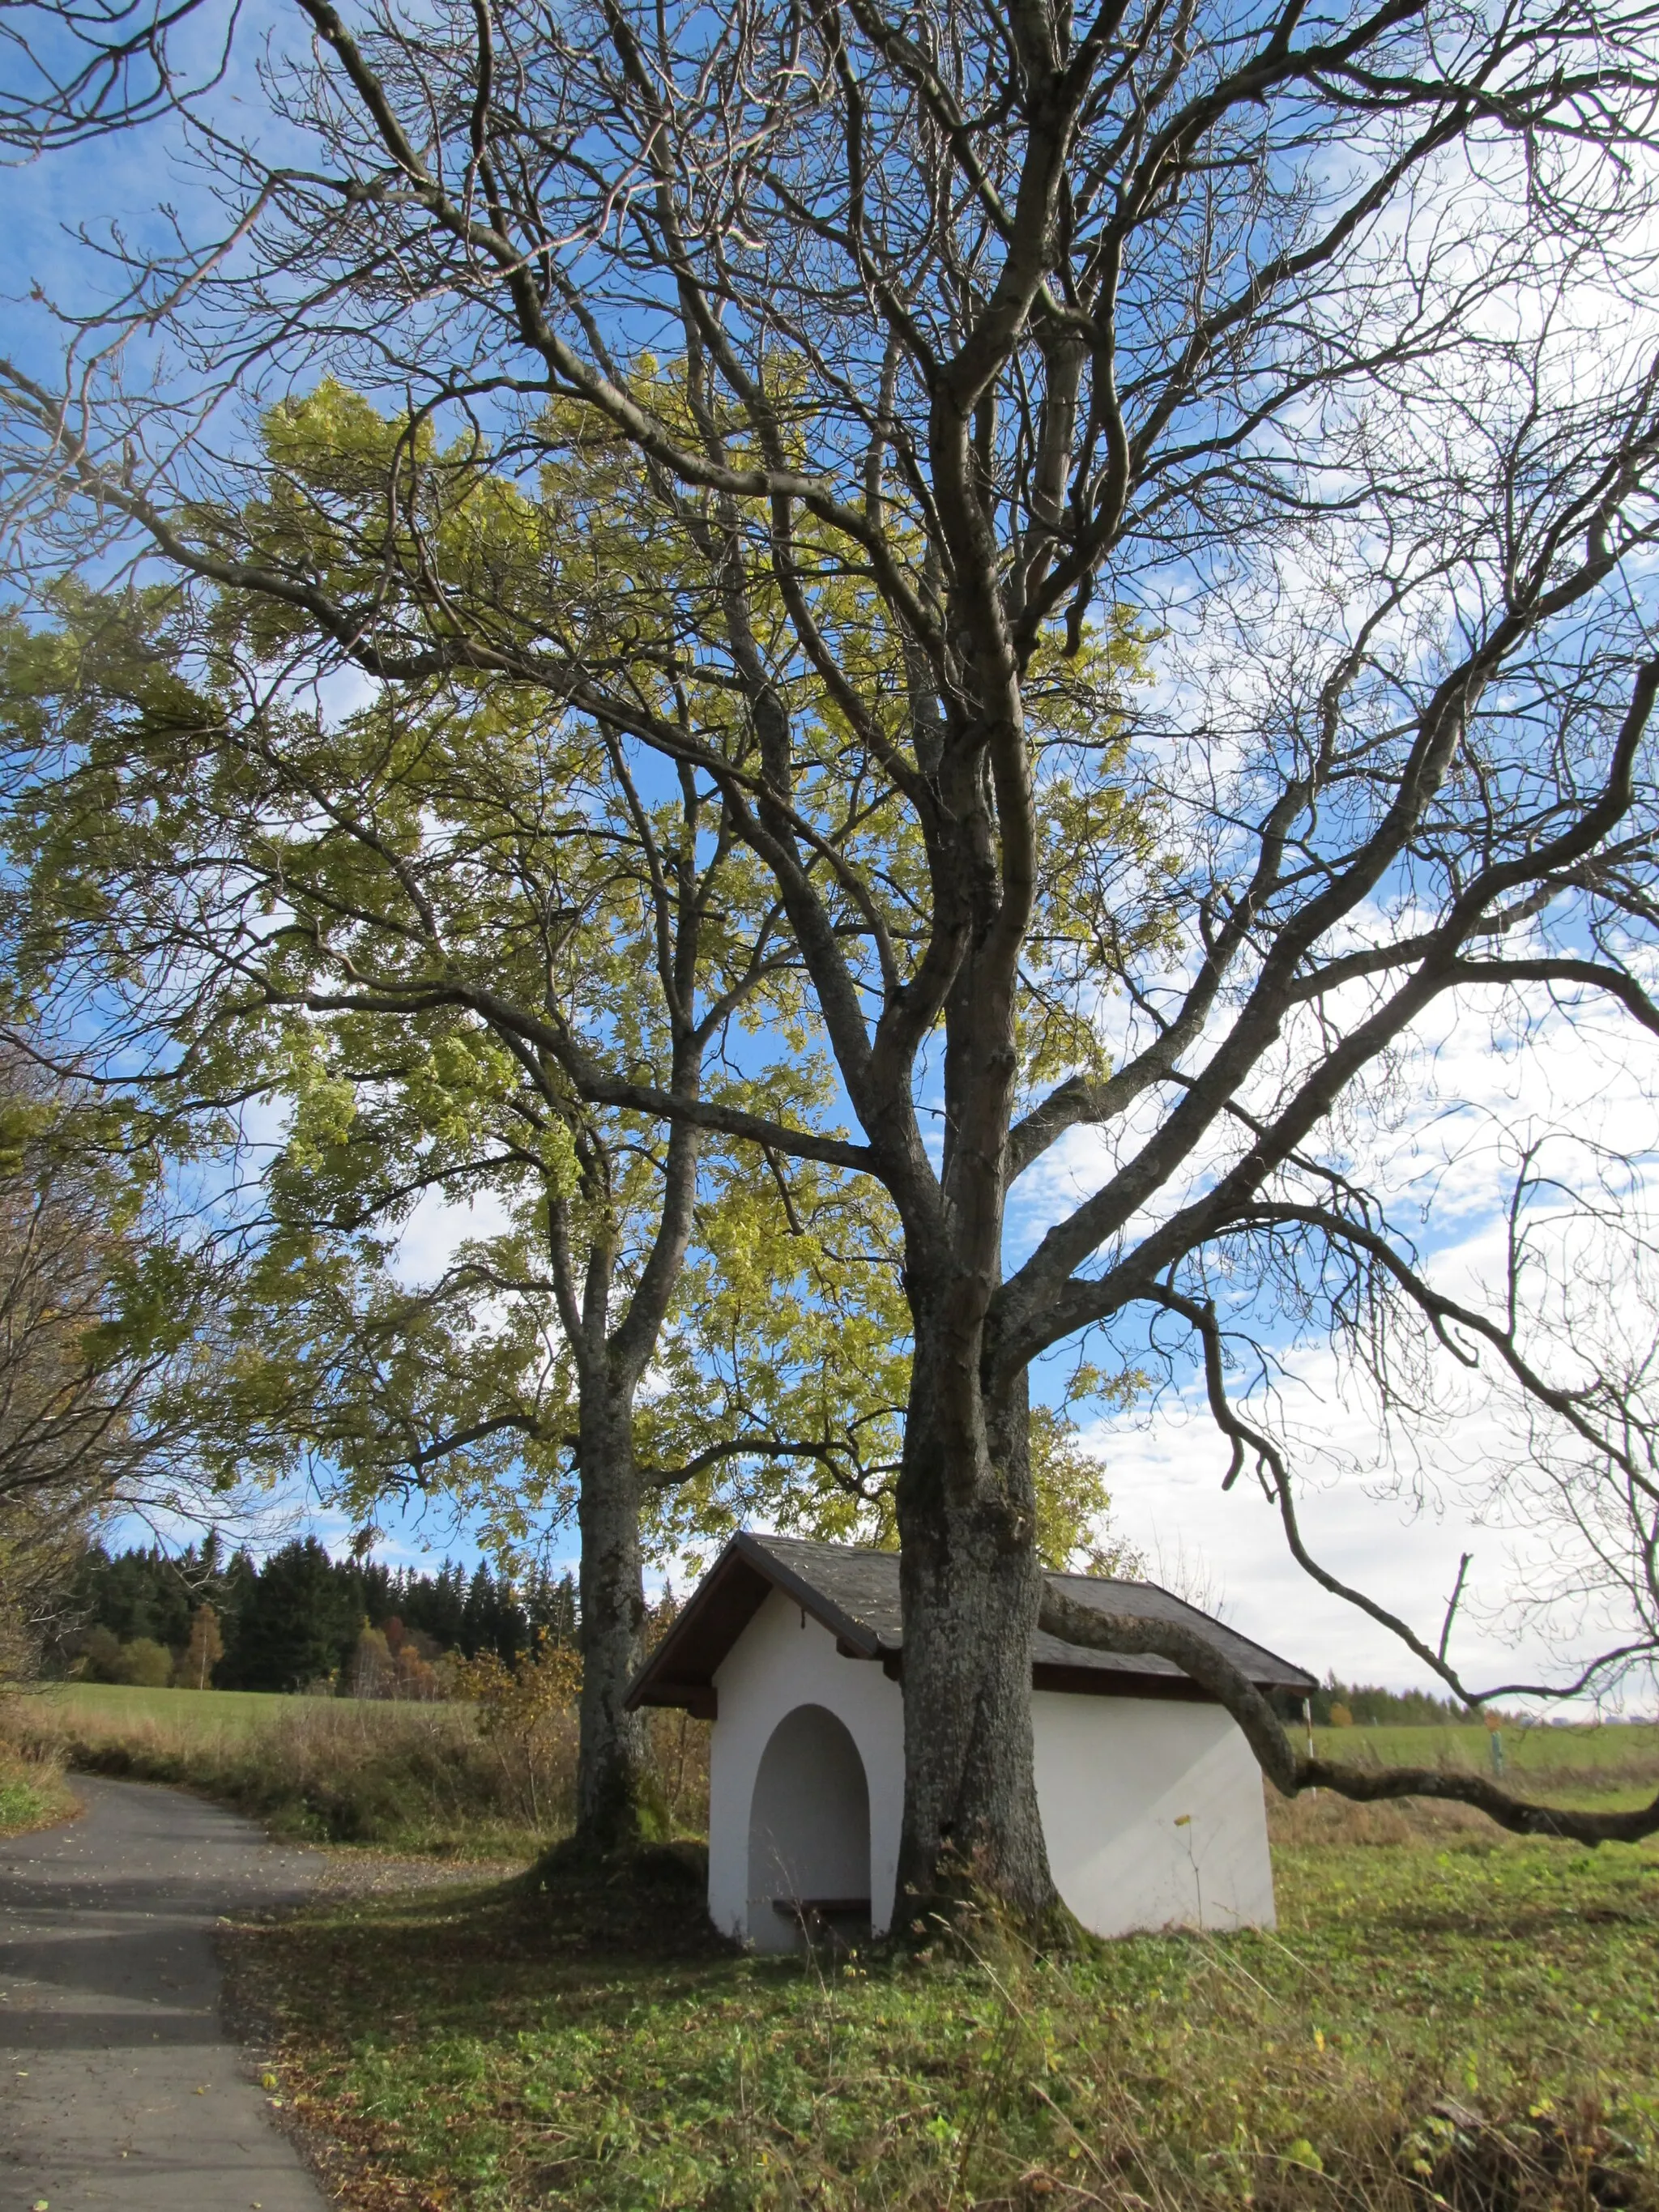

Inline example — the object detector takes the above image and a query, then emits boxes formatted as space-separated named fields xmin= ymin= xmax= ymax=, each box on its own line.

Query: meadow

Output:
xmin=29 ymin=1679 xmax=346 ymax=1736
xmin=1309 ymin=1720 xmax=1659 ymax=1796
xmin=4 ymin=1681 xmax=574 ymax=1856
xmin=20 ymin=1685 xmax=1657 ymax=1806
xmin=226 ymin=1801 xmax=1659 ymax=2212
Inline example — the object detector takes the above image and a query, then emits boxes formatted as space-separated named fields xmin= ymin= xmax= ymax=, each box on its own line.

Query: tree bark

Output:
xmin=572 ymin=1379 xmax=650 ymax=1854
xmin=893 ymin=1336 xmax=1058 ymax=1930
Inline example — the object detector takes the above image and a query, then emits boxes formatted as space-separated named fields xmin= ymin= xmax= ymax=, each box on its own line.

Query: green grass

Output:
xmin=1311 ymin=1720 xmax=1659 ymax=1778
xmin=1306 ymin=1721 xmax=1659 ymax=1817
xmin=31 ymin=1696 xmax=1648 ymax=1774
xmin=11 ymin=1681 xmax=708 ymax=1860
xmin=0 ymin=1769 xmax=53 ymax=1835
xmin=226 ymin=1812 xmax=1659 ymax=2212
xmin=10 ymin=1686 xmax=569 ymax=1856
xmin=27 ymin=1680 xmax=348 ymax=1739
xmin=0 ymin=1739 xmax=75 ymax=1839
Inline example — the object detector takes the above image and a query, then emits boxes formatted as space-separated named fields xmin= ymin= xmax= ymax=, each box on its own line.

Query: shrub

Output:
xmin=112 ymin=1637 xmax=173 ymax=1687
xmin=450 ymin=1633 xmax=710 ymax=1840
xmin=0 ymin=1708 xmax=72 ymax=1836
xmin=76 ymin=1624 xmax=122 ymax=1681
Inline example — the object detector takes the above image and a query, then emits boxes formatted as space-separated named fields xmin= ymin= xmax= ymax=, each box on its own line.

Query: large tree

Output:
xmin=2 ymin=569 xmax=924 ymax=1841
xmin=2 ymin=569 xmax=1128 ymax=1837
xmin=6 ymin=0 xmax=1659 ymax=1910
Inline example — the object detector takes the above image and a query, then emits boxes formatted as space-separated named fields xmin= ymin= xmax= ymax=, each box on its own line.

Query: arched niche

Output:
xmin=745 ymin=1703 xmax=872 ymax=1952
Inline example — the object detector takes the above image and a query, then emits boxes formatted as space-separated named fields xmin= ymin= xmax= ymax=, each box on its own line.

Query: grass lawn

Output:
xmin=227 ymin=1805 xmax=1659 ymax=2212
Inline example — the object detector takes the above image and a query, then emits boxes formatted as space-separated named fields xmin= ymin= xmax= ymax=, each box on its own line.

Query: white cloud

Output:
xmin=1081 ymin=1356 xmax=1554 ymax=1696
xmin=1036 ymin=956 xmax=1659 ymax=1709
xmin=389 ymin=1182 xmax=515 ymax=1287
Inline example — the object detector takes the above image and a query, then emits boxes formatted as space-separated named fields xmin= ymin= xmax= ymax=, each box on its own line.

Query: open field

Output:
xmin=10 ymin=1690 xmax=1655 ymax=1858
xmin=25 ymin=1680 xmax=350 ymax=1737
xmin=1310 ymin=1720 xmax=1659 ymax=1798
xmin=228 ymin=1812 xmax=1659 ymax=2212
xmin=4 ymin=1680 xmax=708 ymax=1859
xmin=4 ymin=1686 xmax=569 ymax=1857
xmin=29 ymin=1691 xmax=1659 ymax=1789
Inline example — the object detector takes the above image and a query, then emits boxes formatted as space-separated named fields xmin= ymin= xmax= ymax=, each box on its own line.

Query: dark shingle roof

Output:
xmin=627 ymin=1531 xmax=1316 ymax=1711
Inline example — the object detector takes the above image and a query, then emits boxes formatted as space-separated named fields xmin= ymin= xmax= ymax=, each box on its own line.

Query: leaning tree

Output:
xmin=6 ymin=0 xmax=1659 ymax=1917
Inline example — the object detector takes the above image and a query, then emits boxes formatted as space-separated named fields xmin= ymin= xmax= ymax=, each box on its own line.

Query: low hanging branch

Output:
xmin=1037 ymin=1584 xmax=1659 ymax=1846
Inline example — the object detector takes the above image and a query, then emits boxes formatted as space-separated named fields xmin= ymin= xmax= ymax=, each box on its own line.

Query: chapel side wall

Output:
xmin=1032 ymin=1690 xmax=1277 ymax=1937
xmin=707 ymin=1588 xmax=905 ymax=1943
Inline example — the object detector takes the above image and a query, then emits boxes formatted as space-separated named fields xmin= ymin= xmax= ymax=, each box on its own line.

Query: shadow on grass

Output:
xmin=228 ymin=1839 xmax=739 ymax=2055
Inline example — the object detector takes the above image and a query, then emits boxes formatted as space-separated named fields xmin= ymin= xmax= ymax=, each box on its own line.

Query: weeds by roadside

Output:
xmin=6 ymin=1695 xmax=564 ymax=1855
xmin=0 ymin=1723 xmax=74 ymax=1838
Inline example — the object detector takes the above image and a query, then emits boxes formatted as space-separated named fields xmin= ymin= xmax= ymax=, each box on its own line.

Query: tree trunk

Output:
xmin=893 ymin=1338 xmax=1057 ymax=1931
xmin=572 ymin=1380 xmax=650 ymax=1854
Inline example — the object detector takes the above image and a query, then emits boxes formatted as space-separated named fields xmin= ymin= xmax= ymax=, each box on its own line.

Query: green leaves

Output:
xmin=0 ymin=376 xmax=1158 ymax=1586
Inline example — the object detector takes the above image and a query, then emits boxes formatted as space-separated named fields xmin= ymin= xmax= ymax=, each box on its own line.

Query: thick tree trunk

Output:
xmin=893 ymin=1344 xmax=1057 ymax=1931
xmin=572 ymin=1381 xmax=650 ymax=1854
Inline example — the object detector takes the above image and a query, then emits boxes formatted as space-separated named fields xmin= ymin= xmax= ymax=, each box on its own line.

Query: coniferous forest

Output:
xmin=59 ymin=1538 xmax=580 ymax=1694
xmin=56 ymin=1535 xmax=1469 ymax=1723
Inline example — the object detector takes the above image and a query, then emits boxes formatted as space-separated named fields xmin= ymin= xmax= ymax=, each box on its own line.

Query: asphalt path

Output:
xmin=0 ymin=1775 xmax=331 ymax=2211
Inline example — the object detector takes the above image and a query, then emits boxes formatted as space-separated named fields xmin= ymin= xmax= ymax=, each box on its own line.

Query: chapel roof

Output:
xmin=625 ymin=1530 xmax=1316 ymax=1716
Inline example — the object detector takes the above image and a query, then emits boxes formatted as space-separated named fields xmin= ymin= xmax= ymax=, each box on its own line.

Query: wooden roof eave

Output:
xmin=624 ymin=1531 xmax=889 ymax=1717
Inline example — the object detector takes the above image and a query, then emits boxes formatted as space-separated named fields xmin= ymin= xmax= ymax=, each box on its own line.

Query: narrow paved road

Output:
xmin=0 ymin=1775 xmax=331 ymax=2211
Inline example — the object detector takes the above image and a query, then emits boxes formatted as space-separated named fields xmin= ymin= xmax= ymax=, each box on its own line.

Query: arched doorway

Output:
xmin=746 ymin=1703 xmax=872 ymax=1952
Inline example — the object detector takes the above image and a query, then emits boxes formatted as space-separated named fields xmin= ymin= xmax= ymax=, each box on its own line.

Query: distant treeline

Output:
xmin=61 ymin=1543 xmax=1485 ymax=1718
xmin=60 ymin=1536 xmax=580 ymax=1694
xmin=1305 ymin=1674 xmax=1476 ymax=1727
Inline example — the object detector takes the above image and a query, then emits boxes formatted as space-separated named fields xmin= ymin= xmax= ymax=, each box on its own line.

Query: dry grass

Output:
xmin=6 ymin=1683 xmax=709 ymax=1857
xmin=1309 ymin=1723 xmax=1659 ymax=1791
xmin=1267 ymin=1724 xmax=1659 ymax=1849
xmin=1266 ymin=1787 xmax=1506 ymax=1849
xmin=7 ymin=1691 xmax=570 ymax=1854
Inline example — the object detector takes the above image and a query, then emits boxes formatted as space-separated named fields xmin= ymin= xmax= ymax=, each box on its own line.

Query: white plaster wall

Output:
xmin=1032 ymin=1690 xmax=1276 ymax=1936
xmin=707 ymin=1588 xmax=905 ymax=1943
